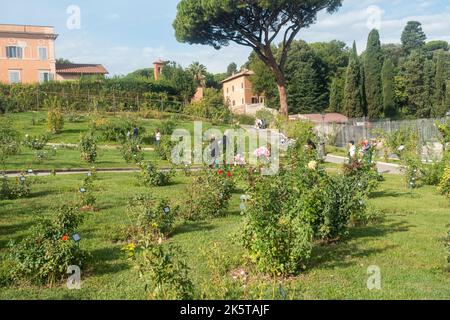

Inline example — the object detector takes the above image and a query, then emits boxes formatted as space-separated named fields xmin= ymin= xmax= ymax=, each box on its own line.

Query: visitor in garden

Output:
xmin=348 ymin=140 xmax=357 ymax=160
xmin=133 ymin=126 xmax=139 ymax=139
xmin=209 ymin=137 xmax=220 ymax=167
xmin=155 ymin=129 xmax=162 ymax=147
xmin=360 ymin=140 xmax=373 ymax=164
xmin=305 ymin=139 xmax=317 ymax=151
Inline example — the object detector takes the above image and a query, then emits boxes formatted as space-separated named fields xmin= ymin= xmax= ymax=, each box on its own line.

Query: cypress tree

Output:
xmin=403 ymin=50 xmax=427 ymax=116
xmin=364 ymin=29 xmax=384 ymax=119
xmin=329 ymin=75 xmax=344 ymax=112
xmin=344 ymin=41 xmax=365 ymax=118
xmin=433 ymin=51 xmax=448 ymax=116
xmin=420 ymin=59 xmax=435 ymax=118
xmin=382 ymin=58 xmax=396 ymax=118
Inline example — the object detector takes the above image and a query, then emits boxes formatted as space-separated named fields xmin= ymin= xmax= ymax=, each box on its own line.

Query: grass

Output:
xmin=0 ymin=170 xmax=449 ymax=300
xmin=2 ymin=111 xmax=234 ymax=171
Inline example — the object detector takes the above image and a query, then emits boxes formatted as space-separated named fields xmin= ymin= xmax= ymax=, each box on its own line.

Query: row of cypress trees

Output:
xmin=341 ymin=22 xmax=449 ymax=120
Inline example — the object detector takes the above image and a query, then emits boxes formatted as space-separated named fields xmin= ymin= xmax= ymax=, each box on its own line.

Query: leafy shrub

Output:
xmin=402 ymin=155 xmax=423 ymax=189
xmin=156 ymin=137 xmax=176 ymax=161
xmin=79 ymin=132 xmax=98 ymax=164
xmin=124 ymin=194 xmax=179 ymax=241
xmin=0 ymin=119 xmax=21 ymax=167
xmin=94 ymin=118 xmax=145 ymax=142
xmin=233 ymin=114 xmax=255 ymax=126
xmin=23 ymin=134 xmax=50 ymax=150
xmin=124 ymin=240 xmax=194 ymax=300
xmin=241 ymin=157 xmax=375 ymax=276
xmin=159 ymin=119 xmax=176 ymax=135
xmin=0 ymin=174 xmax=32 ymax=200
xmin=184 ymin=88 xmax=232 ymax=123
xmin=421 ymin=161 xmax=445 ymax=186
xmin=183 ymin=169 xmax=235 ymax=221
xmin=45 ymin=97 xmax=64 ymax=134
xmin=255 ymin=109 xmax=275 ymax=126
xmin=138 ymin=162 xmax=174 ymax=187
xmin=8 ymin=205 xmax=87 ymax=286
xmin=120 ymin=138 xmax=144 ymax=163
xmin=241 ymin=168 xmax=314 ymax=276
xmin=79 ymin=173 xmax=96 ymax=210
xmin=439 ymin=165 xmax=450 ymax=198
xmin=343 ymin=159 xmax=382 ymax=195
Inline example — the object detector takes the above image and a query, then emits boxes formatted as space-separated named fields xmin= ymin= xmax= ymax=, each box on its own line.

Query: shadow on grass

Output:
xmin=88 ymin=246 xmax=130 ymax=276
xmin=172 ymin=221 xmax=216 ymax=237
xmin=370 ymin=190 xmax=409 ymax=199
xmin=0 ymin=221 xmax=35 ymax=249
xmin=307 ymin=220 xmax=413 ymax=271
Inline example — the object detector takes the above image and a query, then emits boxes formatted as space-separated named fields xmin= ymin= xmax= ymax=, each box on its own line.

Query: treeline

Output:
xmin=247 ymin=21 xmax=450 ymax=120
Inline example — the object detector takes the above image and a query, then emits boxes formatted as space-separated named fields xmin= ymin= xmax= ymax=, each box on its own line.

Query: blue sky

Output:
xmin=1 ymin=0 xmax=449 ymax=76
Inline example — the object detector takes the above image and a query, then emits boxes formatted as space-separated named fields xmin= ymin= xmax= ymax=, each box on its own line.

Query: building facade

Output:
xmin=0 ymin=23 xmax=108 ymax=84
xmin=0 ymin=24 xmax=58 ymax=84
xmin=221 ymin=70 xmax=266 ymax=115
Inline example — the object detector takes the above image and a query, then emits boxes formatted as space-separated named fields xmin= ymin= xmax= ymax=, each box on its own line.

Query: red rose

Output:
xmin=218 ymin=170 xmax=224 ymax=175
xmin=62 ymin=234 xmax=69 ymax=241
xmin=227 ymin=172 xmax=232 ymax=178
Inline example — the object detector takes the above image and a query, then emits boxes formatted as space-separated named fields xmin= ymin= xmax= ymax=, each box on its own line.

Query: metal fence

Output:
xmin=333 ymin=117 xmax=446 ymax=148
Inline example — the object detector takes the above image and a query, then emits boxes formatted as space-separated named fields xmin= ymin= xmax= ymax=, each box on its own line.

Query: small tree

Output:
xmin=79 ymin=132 xmax=98 ymax=164
xmin=46 ymin=97 xmax=64 ymax=134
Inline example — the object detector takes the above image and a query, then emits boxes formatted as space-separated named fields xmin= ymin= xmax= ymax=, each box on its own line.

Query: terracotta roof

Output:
xmin=291 ymin=113 xmax=349 ymax=124
xmin=56 ymin=63 xmax=109 ymax=75
xmin=221 ymin=69 xmax=255 ymax=83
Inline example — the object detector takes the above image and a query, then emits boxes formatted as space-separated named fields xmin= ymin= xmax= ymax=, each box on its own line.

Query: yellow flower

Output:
xmin=307 ymin=161 xmax=318 ymax=171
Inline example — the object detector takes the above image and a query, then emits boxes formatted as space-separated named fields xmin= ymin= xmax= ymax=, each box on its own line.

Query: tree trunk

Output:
xmin=273 ymin=67 xmax=288 ymax=117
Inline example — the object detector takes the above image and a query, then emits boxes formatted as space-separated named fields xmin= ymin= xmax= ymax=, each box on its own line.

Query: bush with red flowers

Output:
xmin=7 ymin=205 xmax=88 ymax=286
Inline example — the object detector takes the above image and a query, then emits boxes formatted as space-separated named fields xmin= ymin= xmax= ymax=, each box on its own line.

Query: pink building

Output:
xmin=0 ymin=23 xmax=108 ymax=84
xmin=0 ymin=24 xmax=58 ymax=84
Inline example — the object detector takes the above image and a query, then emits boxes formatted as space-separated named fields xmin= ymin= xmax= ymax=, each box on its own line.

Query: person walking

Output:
xmin=133 ymin=126 xmax=139 ymax=139
xmin=155 ymin=129 xmax=162 ymax=148
xmin=209 ymin=137 xmax=220 ymax=167
xmin=348 ymin=140 xmax=357 ymax=160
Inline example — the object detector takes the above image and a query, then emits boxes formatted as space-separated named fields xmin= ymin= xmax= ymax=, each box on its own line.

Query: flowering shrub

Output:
xmin=241 ymin=159 xmax=372 ymax=276
xmin=402 ymin=155 xmax=423 ymax=189
xmin=79 ymin=133 xmax=98 ymax=164
xmin=123 ymin=194 xmax=179 ymax=242
xmin=0 ymin=174 xmax=32 ymax=200
xmin=183 ymin=168 xmax=235 ymax=221
xmin=23 ymin=134 xmax=50 ymax=150
xmin=124 ymin=239 xmax=194 ymax=300
xmin=343 ymin=158 xmax=381 ymax=195
xmin=8 ymin=205 xmax=87 ymax=286
xmin=120 ymin=137 xmax=144 ymax=163
xmin=138 ymin=162 xmax=174 ymax=187
xmin=79 ymin=173 xmax=96 ymax=210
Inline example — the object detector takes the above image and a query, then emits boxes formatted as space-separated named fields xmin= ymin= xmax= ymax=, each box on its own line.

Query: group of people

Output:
xmin=348 ymin=139 xmax=378 ymax=164
xmin=126 ymin=127 xmax=141 ymax=140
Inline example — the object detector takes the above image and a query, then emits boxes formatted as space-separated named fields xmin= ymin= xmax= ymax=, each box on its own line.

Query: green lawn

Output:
xmin=0 ymin=171 xmax=449 ymax=300
xmin=2 ymin=111 xmax=233 ymax=171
